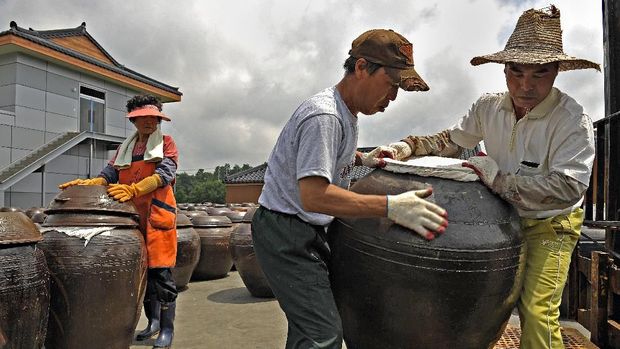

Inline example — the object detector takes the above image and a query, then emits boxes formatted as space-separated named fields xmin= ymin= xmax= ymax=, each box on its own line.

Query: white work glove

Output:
xmin=387 ymin=188 xmax=448 ymax=240
xmin=360 ymin=146 xmax=396 ymax=168
xmin=387 ymin=141 xmax=412 ymax=161
xmin=462 ymin=155 xmax=499 ymax=188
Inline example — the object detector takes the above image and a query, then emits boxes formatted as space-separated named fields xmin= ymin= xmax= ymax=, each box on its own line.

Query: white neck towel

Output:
xmin=113 ymin=126 xmax=164 ymax=169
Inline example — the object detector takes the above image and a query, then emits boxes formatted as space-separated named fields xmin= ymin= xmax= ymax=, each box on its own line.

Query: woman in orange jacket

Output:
xmin=59 ymin=94 xmax=179 ymax=349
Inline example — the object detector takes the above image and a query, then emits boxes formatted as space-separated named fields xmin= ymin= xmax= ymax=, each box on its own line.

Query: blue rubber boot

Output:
xmin=136 ymin=297 xmax=160 ymax=341
xmin=153 ymin=301 xmax=175 ymax=348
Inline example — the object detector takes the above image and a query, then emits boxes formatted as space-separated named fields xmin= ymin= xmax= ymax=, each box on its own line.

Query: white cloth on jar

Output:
xmin=383 ymin=156 xmax=479 ymax=182
xmin=39 ymin=226 xmax=115 ymax=246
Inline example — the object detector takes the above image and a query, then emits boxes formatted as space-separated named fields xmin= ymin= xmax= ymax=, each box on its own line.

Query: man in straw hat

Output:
xmin=371 ymin=5 xmax=599 ymax=348
xmin=252 ymin=29 xmax=449 ymax=348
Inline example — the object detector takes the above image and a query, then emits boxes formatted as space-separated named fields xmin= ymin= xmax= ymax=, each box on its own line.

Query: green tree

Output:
xmin=175 ymin=163 xmax=252 ymax=204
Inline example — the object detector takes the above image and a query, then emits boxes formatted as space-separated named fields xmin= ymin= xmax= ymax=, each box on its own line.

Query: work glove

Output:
xmin=387 ymin=188 xmax=448 ymax=240
xmin=360 ymin=146 xmax=396 ymax=168
xmin=107 ymin=174 xmax=162 ymax=202
xmin=387 ymin=141 xmax=413 ymax=161
xmin=58 ymin=177 xmax=108 ymax=190
xmin=462 ymin=155 xmax=499 ymax=188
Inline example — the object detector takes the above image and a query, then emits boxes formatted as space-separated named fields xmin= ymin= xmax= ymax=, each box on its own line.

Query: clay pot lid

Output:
xmin=224 ymin=211 xmax=246 ymax=223
xmin=25 ymin=207 xmax=45 ymax=218
xmin=176 ymin=213 xmax=193 ymax=227
xmin=0 ymin=207 xmax=24 ymax=213
xmin=0 ymin=212 xmax=42 ymax=245
xmin=241 ymin=207 xmax=257 ymax=223
xmin=191 ymin=215 xmax=232 ymax=227
xmin=184 ymin=210 xmax=208 ymax=219
xmin=45 ymin=185 xmax=139 ymax=216
xmin=31 ymin=212 xmax=47 ymax=224
xmin=42 ymin=213 xmax=138 ymax=227
xmin=207 ymin=207 xmax=232 ymax=216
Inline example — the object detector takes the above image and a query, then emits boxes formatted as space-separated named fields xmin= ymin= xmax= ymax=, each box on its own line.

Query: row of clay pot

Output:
xmin=0 ymin=194 xmax=270 ymax=349
xmin=178 ymin=202 xmax=257 ymax=212
xmin=0 ymin=185 xmax=147 ymax=349
xmin=179 ymin=207 xmax=273 ymax=298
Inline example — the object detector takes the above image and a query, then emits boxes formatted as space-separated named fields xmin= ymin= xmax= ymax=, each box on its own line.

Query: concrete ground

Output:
xmin=130 ymin=271 xmax=591 ymax=349
xmin=130 ymin=271 xmax=288 ymax=349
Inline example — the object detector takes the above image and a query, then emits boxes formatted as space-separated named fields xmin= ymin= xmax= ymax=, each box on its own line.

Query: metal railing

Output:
xmin=584 ymin=111 xmax=620 ymax=228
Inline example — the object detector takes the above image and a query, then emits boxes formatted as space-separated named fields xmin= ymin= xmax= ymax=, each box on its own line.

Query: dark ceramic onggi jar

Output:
xmin=328 ymin=169 xmax=525 ymax=349
xmin=39 ymin=185 xmax=147 ymax=349
xmin=171 ymin=213 xmax=200 ymax=291
xmin=191 ymin=215 xmax=234 ymax=280
xmin=0 ymin=212 xmax=50 ymax=349
xmin=229 ymin=207 xmax=273 ymax=298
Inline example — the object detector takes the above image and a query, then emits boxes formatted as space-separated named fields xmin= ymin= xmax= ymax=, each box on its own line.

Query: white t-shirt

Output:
xmin=259 ymin=86 xmax=359 ymax=226
xmin=449 ymin=88 xmax=595 ymax=219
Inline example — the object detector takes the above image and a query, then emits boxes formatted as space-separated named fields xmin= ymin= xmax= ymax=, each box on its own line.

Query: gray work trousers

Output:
xmin=252 ymin=206 xmax=343 ymax=349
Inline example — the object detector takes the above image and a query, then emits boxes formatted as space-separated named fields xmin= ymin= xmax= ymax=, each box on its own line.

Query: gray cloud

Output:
xmin=1 ymin=0 xmax=604 ymax=172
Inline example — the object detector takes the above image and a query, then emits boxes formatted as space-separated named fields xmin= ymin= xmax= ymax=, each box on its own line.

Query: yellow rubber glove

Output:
xmin=58 ymin=177 xmax=108 ymax=190
xmin=107 ymin=174 xmax=162 ymax=202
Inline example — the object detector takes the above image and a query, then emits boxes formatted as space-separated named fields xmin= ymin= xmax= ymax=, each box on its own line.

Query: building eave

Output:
xmin=0 ymin=32 xmax=181 ymax=102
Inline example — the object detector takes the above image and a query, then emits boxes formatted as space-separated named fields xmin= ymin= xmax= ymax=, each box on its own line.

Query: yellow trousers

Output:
xmin=518 ymin=208 xmax=583 ymax=349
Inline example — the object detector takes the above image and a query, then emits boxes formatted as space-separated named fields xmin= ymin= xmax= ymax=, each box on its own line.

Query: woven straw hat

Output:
xmin=470 ymin=5 xmax=600 ymax=72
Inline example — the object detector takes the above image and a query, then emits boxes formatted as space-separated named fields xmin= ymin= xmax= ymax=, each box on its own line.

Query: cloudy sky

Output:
xmin=2 ymin=0 xmax=604 ymax=173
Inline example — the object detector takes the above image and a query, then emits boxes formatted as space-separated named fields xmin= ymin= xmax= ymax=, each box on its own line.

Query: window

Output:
xmin=79 ymin=86 xmax=105 ymax=132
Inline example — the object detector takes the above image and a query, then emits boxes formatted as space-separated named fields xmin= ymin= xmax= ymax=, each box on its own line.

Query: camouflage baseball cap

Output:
xmin=349 ymin=29 xmax=429 ymax=91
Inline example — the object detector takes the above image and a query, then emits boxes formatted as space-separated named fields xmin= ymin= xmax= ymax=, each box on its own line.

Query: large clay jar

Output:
xmin=39 ymin=185 xmax=147 ymax=349
xmin=229 ymin=207 xmax=274 ymax=298
xmin=191 ymin=215 xmax=234 ymax=280
xmin=172 ymin=213 xmax=201 ymax=291
xmin=222 ymin=211 xmax=245 ymax=271
xmin=0 ymin=212 xmax=50 ymax=349
xmin=328 ymin=169 xmax=525 ymax=349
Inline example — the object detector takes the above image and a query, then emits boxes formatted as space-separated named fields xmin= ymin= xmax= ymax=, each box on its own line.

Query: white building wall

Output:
xmin=0 ymin=52 xmax=137 ymax=208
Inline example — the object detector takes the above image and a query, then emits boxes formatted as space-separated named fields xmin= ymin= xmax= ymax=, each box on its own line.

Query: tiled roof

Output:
xmin=224 ymin=162 xmax=374 ymax=184
xmin=1 ymin=21 xmax=181 ymax=96
xmin=224 ymin=163 xmax=268 ymax=184
xmin=224 ymin=144 xmax=481 ymax=185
